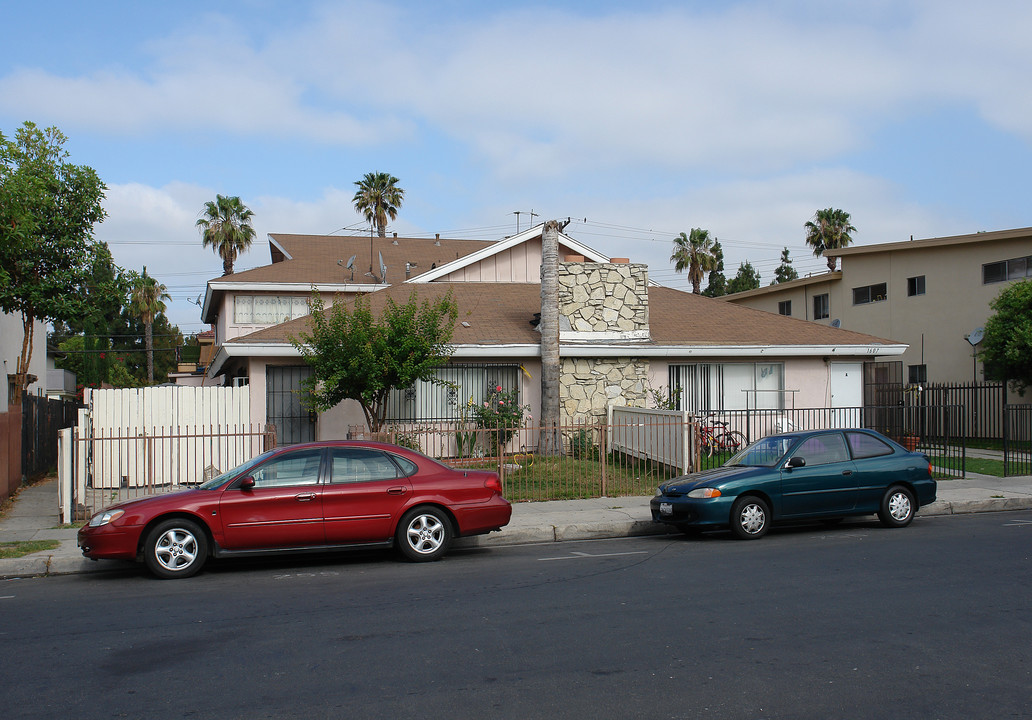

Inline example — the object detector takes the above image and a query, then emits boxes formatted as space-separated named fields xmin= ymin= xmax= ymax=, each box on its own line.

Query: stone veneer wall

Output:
xmin=560 ymin=357 xmax=648 ymax=424
xmin=557 ymin=262 xmax=649 ymax=333
xmin=557 ymin=262 xmax=650 ymax=423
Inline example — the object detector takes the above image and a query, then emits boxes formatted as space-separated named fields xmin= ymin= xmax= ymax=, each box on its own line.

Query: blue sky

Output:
xmin=3 ymin=0 xmax=1031 ymax=332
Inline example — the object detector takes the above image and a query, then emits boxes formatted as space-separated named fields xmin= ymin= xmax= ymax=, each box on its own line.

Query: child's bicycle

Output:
xmin=698 ymin=414 xmax=747 ymax=457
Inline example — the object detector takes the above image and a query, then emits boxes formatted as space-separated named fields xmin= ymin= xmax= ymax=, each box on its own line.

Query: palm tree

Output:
xmin=670 ymin=228 xmax=718 ymax=294
xmin=130 ymin=266 xmax=170 ymax=383
xmin=352 ymin=172 xmax=404 ymax=237
xmin=804 ymin=208 xmax=856 ymax=272
xmin=197 ymin=195 xmax=256 ymax=276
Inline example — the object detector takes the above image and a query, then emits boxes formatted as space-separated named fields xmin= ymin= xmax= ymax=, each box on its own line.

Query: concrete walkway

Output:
xmin=3 ymin=472 xmax=1032 ymax=579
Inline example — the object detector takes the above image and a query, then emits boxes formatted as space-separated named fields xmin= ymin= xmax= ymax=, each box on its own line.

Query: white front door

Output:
xmin=830 ymin=363 xmax=863 ymax=427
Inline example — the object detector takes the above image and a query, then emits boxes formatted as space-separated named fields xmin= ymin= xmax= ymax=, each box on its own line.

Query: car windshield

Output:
xmin=726 ymin=436 xmax=796 ymax=467
xmin=197 ymin=450 xmax=276 ymax=489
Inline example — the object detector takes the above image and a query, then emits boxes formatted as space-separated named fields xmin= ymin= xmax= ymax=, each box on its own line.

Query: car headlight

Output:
xmin=88 ymin=509 xmax=125 ymax=527
xmin=655 ymin=487 xmax=663 ymax=497
xmin=687 ymin=487 xmax=722 ymax=499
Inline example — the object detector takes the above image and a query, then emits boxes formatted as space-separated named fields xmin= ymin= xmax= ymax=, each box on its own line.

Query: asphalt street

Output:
xmin=2 ymin=510 xmax=1030 ymax=720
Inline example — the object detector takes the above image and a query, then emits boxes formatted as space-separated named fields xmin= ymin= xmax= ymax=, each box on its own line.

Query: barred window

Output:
xmin=385 ymin=364 xmax=521 ymax=422
xmin=669 ymin=363 xmax=784 ymax=413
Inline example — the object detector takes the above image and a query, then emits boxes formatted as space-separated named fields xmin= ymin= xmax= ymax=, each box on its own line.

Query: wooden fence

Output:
xmin=1 ymin=404 xmax=21 ymax=503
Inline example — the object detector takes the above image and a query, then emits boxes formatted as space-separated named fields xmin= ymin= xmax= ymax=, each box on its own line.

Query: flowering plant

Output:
xmin=472 ymin=385 xmax=528 ymax=454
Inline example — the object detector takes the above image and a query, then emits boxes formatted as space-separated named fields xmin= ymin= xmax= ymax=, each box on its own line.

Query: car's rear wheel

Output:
xmin=144 ymin=518 xmax=208 ymax=579
xmin=878 ymin=485 xmax=915 ymax=528
xmin=730 ymin=496 xmax=769 ymax=540
xmin=396 ymin=506 xmax=452 ymax=562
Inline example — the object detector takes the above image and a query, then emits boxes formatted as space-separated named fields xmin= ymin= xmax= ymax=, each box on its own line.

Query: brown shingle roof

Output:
xmin=227 ymin=282 xmax=898 ymax=348
xmin=218 ymin=234 xmax=494 ymax=286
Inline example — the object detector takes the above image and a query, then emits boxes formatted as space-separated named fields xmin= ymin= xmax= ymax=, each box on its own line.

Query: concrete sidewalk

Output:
xmin=3 ymin=472 xmax=1032 ymax=580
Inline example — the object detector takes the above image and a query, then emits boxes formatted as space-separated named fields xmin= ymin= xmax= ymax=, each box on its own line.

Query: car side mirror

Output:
xmin=785 ymin=456 xmax=806 ymax=469
xmin=239 ymin=477 xmax=256 ymax=490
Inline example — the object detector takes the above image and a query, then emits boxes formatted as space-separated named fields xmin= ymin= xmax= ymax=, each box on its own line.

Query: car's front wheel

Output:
xmin=396 ymin=507 xmax=453 ymax=562
xmin=730 ymin=496 xmax=769 ymax=540
xmin=143 ymin=518 xmax=208 ymax=579
xmin=878 ymin=485 xmax=916 ymax=528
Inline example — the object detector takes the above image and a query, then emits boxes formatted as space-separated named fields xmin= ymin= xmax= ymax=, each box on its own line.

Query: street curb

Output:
xmin=920 ymin=497 xmax=1032 ymax=516
xmin=5 ymin=500 xmax=1032 ymax=579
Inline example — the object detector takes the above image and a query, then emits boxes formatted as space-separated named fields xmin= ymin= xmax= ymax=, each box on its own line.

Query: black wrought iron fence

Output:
xmin=700 ymin=404 xmax=967 ymax=478
xmin=1004 ymin=405 xmax=1032 ymax=477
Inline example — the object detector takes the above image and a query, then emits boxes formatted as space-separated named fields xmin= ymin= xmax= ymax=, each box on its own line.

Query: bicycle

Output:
xmin=698 ymin=414 xmax=747 ymax=457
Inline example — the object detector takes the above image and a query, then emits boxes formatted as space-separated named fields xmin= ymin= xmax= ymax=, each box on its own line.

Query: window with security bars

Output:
xmin=385 ymin=364 xmax=522 ymax=421
xmin=669 ymin=363 xmax=785 ymax=413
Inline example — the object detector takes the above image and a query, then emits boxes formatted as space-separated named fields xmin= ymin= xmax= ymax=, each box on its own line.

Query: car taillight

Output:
xmin=485 ymin=476 xmax=502 ymax=493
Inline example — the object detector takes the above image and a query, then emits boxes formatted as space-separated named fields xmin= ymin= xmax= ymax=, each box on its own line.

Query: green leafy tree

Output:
xmin=0 ymin=121 xmax=108 ymax=394
xmin=727 ymin=261 xmax=761 ymax=294
xmin=670 ymin=228 xmax=718 ymax=294
xmin=772 ymin=247 xmax=799 ymax=284
xmin=702 ymin=240 xmax=727 ymax=298
xmin=804 ymin=208 xmax=856 ymax=272
xmin=980 ymin=280 xmax=1032 ymax=395
xmin=130 ymin=267 xmax=171 ymax=383
xmin=197 ymin=194 xmax=256 ymax=276
xmin=292 ymin=290 xmax=458 ymax=432
xmin=352 ymin=172 xmax=404 ymax=237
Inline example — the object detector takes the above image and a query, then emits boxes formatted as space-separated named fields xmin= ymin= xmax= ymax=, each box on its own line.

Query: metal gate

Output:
xmin=1004 ymin=404 xmax=1032 ymax=476
xmin=267 ymin=366 xmax=315 ymax=445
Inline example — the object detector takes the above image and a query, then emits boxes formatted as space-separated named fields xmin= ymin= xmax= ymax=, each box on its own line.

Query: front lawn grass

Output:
xmin=930 ymin=456 xmax=1005 ymax=478
xmin=0 ymin=540 xmax=60 ymax=559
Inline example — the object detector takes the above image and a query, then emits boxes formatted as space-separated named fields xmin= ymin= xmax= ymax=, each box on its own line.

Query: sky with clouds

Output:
xmin=3 ymin=0 xmax=1030 ymax=333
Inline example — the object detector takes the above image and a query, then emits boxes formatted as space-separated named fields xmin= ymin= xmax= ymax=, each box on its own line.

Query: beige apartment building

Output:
xmin=722 ymin=227 xmax=1032 ymax=391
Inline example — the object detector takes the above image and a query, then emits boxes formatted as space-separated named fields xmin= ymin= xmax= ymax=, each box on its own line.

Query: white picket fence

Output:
xmin=60 ymin=386 xmax=270 ymax=521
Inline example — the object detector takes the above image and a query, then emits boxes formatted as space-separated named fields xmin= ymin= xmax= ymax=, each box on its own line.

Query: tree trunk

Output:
xmin=145 ymin=320 xmax=154 ymax=383
xmin=538 ymin=220 xmax=561 ymax=455
xmin=15 ymin=310 xmax=35 ymax=397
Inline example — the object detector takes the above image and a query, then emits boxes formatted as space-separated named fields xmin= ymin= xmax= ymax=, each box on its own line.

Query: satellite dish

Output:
xmin=967 ymin=327 xmax=985 ymax=346
xmin=345 ymin=254 xmax=356 ymax=270
xmin=830 ymin=318 xmax=841 ymax=328
xmin=379 ymin=251 xmax=387 ymax=284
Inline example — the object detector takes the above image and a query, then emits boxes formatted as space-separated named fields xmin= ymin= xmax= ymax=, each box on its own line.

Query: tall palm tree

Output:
xmin=352 ymin=172 xmax=404 ymax=237
xmin=197 ymin=194 xmax=256 ymax=276
xmin=804 ymin=208 xmax=856 ymax=272
xmin=130 ymin=266 xmax=170 ymax=383
xmin=670 ymin=228 xmax=718 ymax=294
xmin=538 ymin=220 xmax=561 ymax=456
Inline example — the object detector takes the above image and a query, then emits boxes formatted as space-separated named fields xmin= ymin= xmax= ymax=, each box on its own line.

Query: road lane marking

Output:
xmin=538 ymin=550 xmax=649 ymax=561
xmin=1003 ymin=519 xmax=1032 ymax=527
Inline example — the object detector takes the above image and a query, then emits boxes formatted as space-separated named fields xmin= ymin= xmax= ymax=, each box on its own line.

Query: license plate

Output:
xmin=660 ymin=502 xmax=673 ymax=516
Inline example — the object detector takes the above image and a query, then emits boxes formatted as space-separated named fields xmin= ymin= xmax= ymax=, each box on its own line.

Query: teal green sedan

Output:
xmin=651 ymin=429 xmax=936 ymax=539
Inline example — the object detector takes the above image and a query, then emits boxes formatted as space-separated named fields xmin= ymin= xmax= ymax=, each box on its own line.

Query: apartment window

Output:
xmin=983 ymin=255 xmax=1032 ymax=284
xmin=852 ymin=282 xmax=887 ymax=305
xmin=907 ymin=276 xmax=925 ymax=296
xmin=813 ymin=293 xmax=829 ymax=320
xmin=234 ymin=295 xmax=310 ymax=324
xmin=908 ymin=365 xmax=927 ymax=384
xmin=778 ymin=300 xmax=792 ymax=316
xmin=669 ymin=363 xmax=785 ymax=412
xmin=386 ymin=364 xmax=521 ymax=422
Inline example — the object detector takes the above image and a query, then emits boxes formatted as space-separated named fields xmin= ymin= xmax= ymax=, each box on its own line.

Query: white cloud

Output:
xmin=3 ymin=0 xmax=1029 ymax=180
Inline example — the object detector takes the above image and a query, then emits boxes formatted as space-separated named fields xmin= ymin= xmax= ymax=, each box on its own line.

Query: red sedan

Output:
xmin=77 ymin=441 xmax=512 ymax=579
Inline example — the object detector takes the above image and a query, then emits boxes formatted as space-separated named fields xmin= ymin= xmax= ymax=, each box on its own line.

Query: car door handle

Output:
xmin=295 ymin=492 xmax=317 ymax=501
xmin=387 ymin=487 xmax=407 ymax=495
xmin=841 ymin=470 xmax=853 ymax=476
